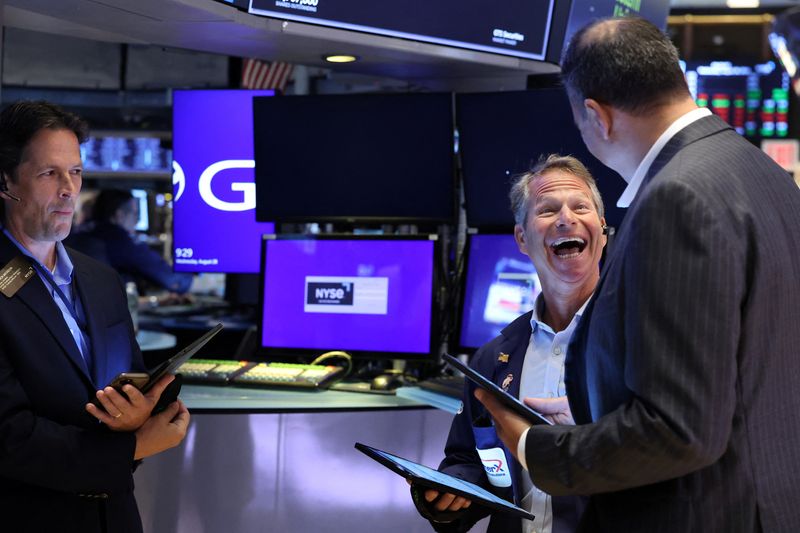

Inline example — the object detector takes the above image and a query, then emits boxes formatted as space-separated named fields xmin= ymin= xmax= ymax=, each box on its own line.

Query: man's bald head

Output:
xmin=561 ymin=17 xmax=690 ymax=116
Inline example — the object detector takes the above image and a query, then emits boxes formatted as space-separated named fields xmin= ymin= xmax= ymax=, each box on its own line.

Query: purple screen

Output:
xmin=172 ymin=89 xmax=275 ymax=273
xmin=459 ymin=234 xmax=540 ymax=349
xmin=261 ymin=238 xmax=435 ymax=355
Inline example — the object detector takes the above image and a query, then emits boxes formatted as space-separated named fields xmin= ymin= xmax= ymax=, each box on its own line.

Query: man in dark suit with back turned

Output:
xmin=0 ymin=101 xmax=190 ymax=532
xmin=476 ymin=17 xmax=800 ymax=532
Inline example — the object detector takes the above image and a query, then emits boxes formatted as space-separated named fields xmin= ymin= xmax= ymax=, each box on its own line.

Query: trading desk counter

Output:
xmin=134 ymin=385 xmax=476 ymax=533
xmin=180 ymin=384 xmax=432 ymax=413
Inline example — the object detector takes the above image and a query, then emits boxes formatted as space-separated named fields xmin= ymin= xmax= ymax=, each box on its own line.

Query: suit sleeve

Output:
xmin=0 ymin=348 xmax=138 ymax=494
xmin=524 ymin=175 xmax=745 ymax=495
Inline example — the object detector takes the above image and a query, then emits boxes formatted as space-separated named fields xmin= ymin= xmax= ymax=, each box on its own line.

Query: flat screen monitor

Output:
xmin=249 ymin=0 xmax=556 ymax=61
xmin=259 ymin=235 xmax=438 ymax=359
xmin=456 ymin=88 xmax=627 ymax=231
xmin=682 ymin=60 xmax=791 ymax=139
xmin=130 ymin=188 xmax=149 ymax=232
xmin=253 ymin=93 xmax=455 ymax=224
xmin=172 ymin=89 xmax=276 ymax=273
xmin=458 ymin=234 xmax=540 ymax=351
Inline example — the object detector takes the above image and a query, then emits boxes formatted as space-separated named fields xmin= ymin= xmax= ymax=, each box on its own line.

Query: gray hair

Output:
xmin=509 ymin=154 xmax=604 ymax=226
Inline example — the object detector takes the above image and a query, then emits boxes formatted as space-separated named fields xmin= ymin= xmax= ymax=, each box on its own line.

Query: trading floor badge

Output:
xmin=497 ymin=352 xmax=509 ymax=363
xmin=0 ymin=256 xmax=35 ymax=298
xmin=501 ymin=373 xmax=514 ymax=391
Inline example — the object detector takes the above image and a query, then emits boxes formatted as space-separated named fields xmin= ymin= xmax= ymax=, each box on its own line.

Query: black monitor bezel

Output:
xmin=252 ymin=92 xmax=458 ymax=225
xmin=257 ymin=233 xmax=441 ymax=361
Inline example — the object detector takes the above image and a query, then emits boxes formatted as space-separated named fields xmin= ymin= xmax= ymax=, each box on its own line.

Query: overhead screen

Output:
xmin=249 ymin=0 xmax=556 ymax=61
xmin=253 ymin=93 xmax=455 ymax=224
xmin=459 ymin=234 xmax=540 ymax=351
xmin=172 ymin=89 xmax=275 ymax=273
xmin=563 ymin=0 xmax=671 ymax=51
xmin=456 ymin=88 xmax=627 ymax=230
xmin=259 ymin=235 xmax=437 ymax=359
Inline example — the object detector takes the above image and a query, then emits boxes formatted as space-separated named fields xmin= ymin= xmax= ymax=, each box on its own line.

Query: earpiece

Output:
xmin=602 ymin=225 xmax=608 ymax=235
xmin=0 ymin=173 xmax=20 ymax=202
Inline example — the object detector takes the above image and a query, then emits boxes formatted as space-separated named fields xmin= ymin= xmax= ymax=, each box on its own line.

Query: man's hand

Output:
xmin=85 ymin=374 xmax=176 ymax=431
xmin=474 ymin=389 xmax=531 ymax=462
xmin=524 ymin=396 xmax=575 ymax=425
xmin=423 ymin=489 xmax=472 ymax=512
xmin=133 ymin=400 xmax=191 ymax=460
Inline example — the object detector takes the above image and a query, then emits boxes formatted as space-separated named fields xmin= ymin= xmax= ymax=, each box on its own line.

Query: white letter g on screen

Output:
xmin=197 ymin=159 xmax=256 ymax=212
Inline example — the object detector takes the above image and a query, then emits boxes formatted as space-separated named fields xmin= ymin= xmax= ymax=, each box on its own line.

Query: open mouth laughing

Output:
xmin=550 ymin=236 xmax=587 ymax=259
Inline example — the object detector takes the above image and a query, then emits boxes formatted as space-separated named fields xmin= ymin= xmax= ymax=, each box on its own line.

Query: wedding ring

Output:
xmin=114 ymin=413 xmax=123 ymax=419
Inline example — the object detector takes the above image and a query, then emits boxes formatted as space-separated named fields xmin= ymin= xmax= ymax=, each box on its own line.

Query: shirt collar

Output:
xmin=616 ymin=107 xmax=712 ymax=209
xmin=529 ymin=291 xmax=591 ymax=335
xmin=2 ymin=227 xmax=74 ymax=284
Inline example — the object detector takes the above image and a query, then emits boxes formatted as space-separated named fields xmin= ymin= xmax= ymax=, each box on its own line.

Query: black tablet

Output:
xmin=141 ymin=323 xmax=224 ymax=393
xmin=442 ymin=353 xmax=552 ymax=426
xmin=354 ymin=442 xmax=533 ymax=521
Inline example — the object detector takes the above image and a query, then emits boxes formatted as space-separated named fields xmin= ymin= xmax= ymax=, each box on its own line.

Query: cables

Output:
xmin=311 ymin=350 xmax=353 ymax=379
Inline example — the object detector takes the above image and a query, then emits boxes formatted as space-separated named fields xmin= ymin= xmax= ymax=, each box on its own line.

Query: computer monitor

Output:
xmin=81 ymin=132 xmax=171 ymax=176
xmin=253 ymin=93 xmax=455 ymax=224
xmin=130 ymin=189 xmax=149 ymax=232
xmin=456 ymin=88 xmax=627 ymax=231
xmin=172 ymin=89 xmax=276 ymax=273
xmin=458 ymin=233 xmax=540 ymax=351
xmin=259 ymin=234 xmax=438 ymax=359
xmin=681 ymin=60 xmax=791 ymax=139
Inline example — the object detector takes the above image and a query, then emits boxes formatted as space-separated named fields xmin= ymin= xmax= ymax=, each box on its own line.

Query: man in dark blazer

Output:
xmin=0 ymin=101 xmax=190 ymax=532
xmin=476 ymin=17 xmax=800 ymax=532
xmin=413 ymin=155 xmax=607 ymax=532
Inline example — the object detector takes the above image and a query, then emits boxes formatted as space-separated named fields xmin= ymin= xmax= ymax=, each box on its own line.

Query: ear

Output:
xmin=513 ymin=224 xmax=528 ymax=255
xmin=584 ymin=98 xmax=613 ymax=141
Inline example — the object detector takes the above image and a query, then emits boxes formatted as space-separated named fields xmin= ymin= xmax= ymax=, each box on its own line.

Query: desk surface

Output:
xmin=181 ymin=384 xmax=430 ymax=414
xmin=136 ymin=329 xmax=177 ymax=351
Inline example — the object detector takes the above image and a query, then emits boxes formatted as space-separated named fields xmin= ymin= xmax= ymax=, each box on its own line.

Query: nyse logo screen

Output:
xmin=304 ymin=276 xmax=388 ymax=315
xmin=307 ymin=282 xmax=354 ymax=306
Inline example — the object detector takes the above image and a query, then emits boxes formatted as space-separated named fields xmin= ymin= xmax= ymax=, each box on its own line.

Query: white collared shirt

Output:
xmin=616 ymin=107 xmax=712 ymax=208
xmin=518 ymin=294 xmax=589 ymax=533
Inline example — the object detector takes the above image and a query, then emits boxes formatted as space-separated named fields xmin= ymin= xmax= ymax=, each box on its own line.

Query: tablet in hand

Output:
xmin=355 ymin=442 xmax=533 ymax=521
xmin=442 ymin=353 xmax=552 ymax=426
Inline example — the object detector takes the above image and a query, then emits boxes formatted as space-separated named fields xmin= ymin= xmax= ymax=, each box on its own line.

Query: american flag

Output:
xmin=241 ymin=59 xmax=294 ymax=93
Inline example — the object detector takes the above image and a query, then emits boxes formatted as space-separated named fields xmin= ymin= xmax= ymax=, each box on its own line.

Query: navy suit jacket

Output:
xmin=524 ymin=115 xmax=800 ymax=532
xmin=430 ymin=312 xmax=583 ymax=533
xmin=0 ymin=233 xmax=145 ymax=533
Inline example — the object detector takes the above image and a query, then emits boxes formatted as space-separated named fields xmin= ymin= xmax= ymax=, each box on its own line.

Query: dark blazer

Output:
xmin=428 ymin=312 xmax=582 ymax=533
xmin=0 ymin=233 xmax=145 ymax=533
xmin=524 ymin=115 xmax=800 ymax=532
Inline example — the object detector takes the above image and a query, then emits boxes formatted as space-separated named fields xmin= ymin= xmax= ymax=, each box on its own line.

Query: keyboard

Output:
xmin=232 ymin=362 xmax=345 ymax=389
xmin=416 ymin=375 xmax=465 ymax=398
xmin=177 ymin=359 xmax=345 ymax=389
xmin=179 ymin=359 xmax=257 ymax=384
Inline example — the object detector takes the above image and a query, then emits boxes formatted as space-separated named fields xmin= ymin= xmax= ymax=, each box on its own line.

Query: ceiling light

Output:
xmin=324 ymin=54 xmax=358 ymax=63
